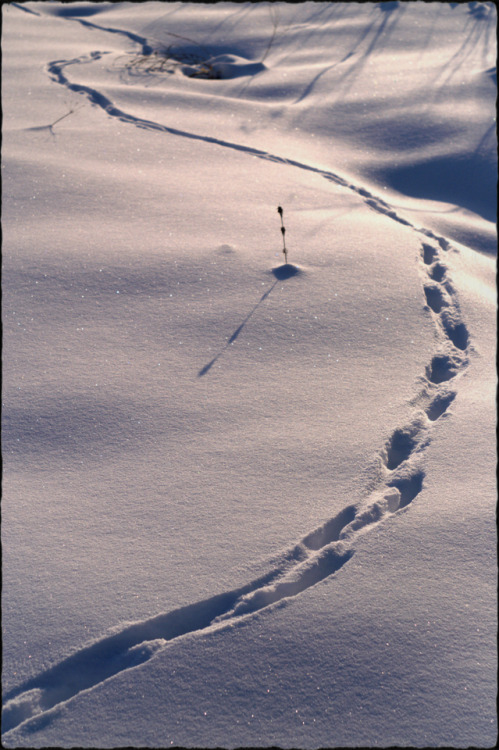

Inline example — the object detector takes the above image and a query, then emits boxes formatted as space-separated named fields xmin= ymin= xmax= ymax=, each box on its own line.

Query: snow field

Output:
xmin=2 ymin=2 xmax=496 ymax=747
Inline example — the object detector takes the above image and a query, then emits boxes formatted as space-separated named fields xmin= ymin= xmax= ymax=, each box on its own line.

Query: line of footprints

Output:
xmin=379 ymin=239 xmax=469 ymax=513
xmin=2 ymin=239 xmax=470 ymax=738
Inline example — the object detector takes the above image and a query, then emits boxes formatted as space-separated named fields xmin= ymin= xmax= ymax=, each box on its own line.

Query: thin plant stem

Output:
xmin=277 ymin=206 xmax=287 ymax=263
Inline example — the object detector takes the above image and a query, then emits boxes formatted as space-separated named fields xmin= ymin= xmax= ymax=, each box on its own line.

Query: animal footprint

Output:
xmin=382 ymin=418 xmax=427 ymax=471
xmin=424 ymin=283 xmax=447 ymax=313
xmin=422 ymin=243 xmax=438 ymax=265
xmin=420 ymin=243 xmax=469 ymax=356
xmin=425 ymin=390 xmax=456 ymax=421
xmin=426 ymin=352 xmax=461 ymax=383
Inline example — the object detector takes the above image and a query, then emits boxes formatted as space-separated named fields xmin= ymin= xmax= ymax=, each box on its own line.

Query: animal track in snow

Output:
xmin=302 ymin=504 xmax=356 ymax=550
xmin=1 ymin=500 xmax=392 ymax=736
xmin=425 ymin=390 xmax=456 ymax=422
xmin=382 ymin=417 xmax=428 ymax=471
xmin=424 ymin=283 xmax=446 ymax=313
xmin=440 ymin=313 xmax=469 ymax=351
xmin=43 ymin=44 xmax=474 ymax=287
xmin=364 ymin=197 xmax=412 ymax=227
xmin=426 ymin=352 xmax=460 ymax=383
xmin=43 ymin=30 xmax=474 ymax=267
xmin=388 ymin=468 xmax=426 ymax=509
xmin=375 ymin=237 xmax=469 ymax=517
xmin=428 ymin=261 xmax=446 ymax=282
xmin=422 ymin=242 xmax=438 ymax=265
xmin=420 ymin=243 xmax=470 ymax=363
xmin=3 ymin=478 xmax=412 ymax=737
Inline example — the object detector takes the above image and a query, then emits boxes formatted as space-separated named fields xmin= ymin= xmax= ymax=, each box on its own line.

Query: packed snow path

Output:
xmin=2 ymin=15 xmax=472 ymax=734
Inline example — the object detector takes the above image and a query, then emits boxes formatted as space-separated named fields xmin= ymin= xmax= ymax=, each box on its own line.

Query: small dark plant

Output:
xmin=121 ymin=32 xmax=219 ymax=80
xmin=277 ymin=206 xmax=287 ymax=263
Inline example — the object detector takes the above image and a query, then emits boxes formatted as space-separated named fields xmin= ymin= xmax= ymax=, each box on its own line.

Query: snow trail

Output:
xmin=44 ymin=45 xmax=469 ymax=260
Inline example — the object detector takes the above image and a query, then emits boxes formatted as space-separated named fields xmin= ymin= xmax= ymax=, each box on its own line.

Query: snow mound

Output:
xmin=182 ymin=53 xmax=266 ymax=80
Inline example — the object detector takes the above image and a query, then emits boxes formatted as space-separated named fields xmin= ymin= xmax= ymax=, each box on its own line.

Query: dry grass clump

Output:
xmin=122 ymin=36 xmax=219 ymax=79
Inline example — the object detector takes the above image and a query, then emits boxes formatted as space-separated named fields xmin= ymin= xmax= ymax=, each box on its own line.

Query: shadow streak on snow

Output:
xmin=198 ymin=264 xmax=302 ymax=376
xmin=52 ymin=6 xmax=112 ymax=18
xmin=272 ymin=263 xmax=301 ymax=280
xmin=383 ymin=155 xmax=497 ymax=224
xmin=11 ymin=2 xmax=41 ymax=16
xmin=327 ymin=2 xmax=408 ymax=100
xmin=198 ymin=280 xmax=278 ymax=377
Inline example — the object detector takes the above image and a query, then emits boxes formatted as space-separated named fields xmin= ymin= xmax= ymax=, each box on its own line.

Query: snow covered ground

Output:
xmin=2 ymin=1 xmax=496 ymax=747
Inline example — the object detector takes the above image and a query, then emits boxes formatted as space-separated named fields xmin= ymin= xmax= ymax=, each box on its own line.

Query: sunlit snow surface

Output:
xmin=2 ymin=2 xmax=497 ymax=747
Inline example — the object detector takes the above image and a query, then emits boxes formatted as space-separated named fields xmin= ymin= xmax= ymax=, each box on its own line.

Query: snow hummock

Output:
xmin=2 ymin=2 xmax=496 ymax=748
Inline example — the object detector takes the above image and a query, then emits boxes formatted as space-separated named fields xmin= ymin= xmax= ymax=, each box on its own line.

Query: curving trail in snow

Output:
xmin=3 ymin=32 xmax=472 ymax=730
xmin=45 ymin=49 xmax=469 ymax=254
xmin=2 ymin=4 xmax=494 ymax=744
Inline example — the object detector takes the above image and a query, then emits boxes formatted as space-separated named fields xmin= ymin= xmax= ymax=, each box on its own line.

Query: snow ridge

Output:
xmin=2 ymin=237 xmax=470 ymax=736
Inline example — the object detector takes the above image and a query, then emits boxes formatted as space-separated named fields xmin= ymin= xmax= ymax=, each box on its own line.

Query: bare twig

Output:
xmin=277 ymin=205 xmax=287 ymax=263
xmin=49 ymin=108 xmax=77 ymax=128
xmin=29 ymin=104 xmax=82 ymax=135
xmin=262 ymin=3 xmax=280 ymax=63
